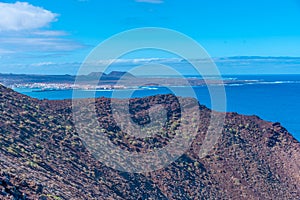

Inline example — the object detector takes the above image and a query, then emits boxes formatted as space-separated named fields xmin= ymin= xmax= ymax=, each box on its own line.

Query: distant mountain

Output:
xmin=106 ymin=71 xmax=136 ymax=79
xmin=0 ymin=84 xmax=299 ymax=199
xmin=0 ymin=71 xmax=136 ymax=86
xmin=86 ymin=71 xmax=135 ymax=79
xmin=0 ymin=73 xmax=75 ymax=86
xmin=86 ymin=72 xmax=106 ymax=77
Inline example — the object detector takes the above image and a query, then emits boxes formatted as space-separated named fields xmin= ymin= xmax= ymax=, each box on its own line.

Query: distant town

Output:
xmin=11 ymin=83 xmax=129 ymax=91
xmin=0 ymin=71 xmax=259 ymax=91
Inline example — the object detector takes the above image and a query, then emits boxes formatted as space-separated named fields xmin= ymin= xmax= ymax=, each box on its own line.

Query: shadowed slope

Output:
xmin=0 ymin=84 xmax=299 ymax=199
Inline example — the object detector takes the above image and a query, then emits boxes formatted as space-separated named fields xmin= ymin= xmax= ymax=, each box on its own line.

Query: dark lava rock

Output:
xmin=0 ymin=84 xmax=299 ymax=199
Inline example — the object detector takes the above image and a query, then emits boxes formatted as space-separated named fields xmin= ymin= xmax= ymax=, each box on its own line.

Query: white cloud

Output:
xmin=32 ymin=30 xmax=68 ymax=36
xmin=31 ymin=62 xmax=55 ymax=67
xmin=0 ymin=2 xmax=86 ymax=65
xmin=0 ymin=48 xmax=15 ymax=54
xmin=0 ymin=2 xmax=57 ymax=31
xmin=0 ymin=2 xmax=84 ymax=54
xmin=89 ymin=58 xmax=182 ymax=66
xmin=0 ymin=37 xmax=85 ymax=52
xmin=135 ymin=0 xmax=164 ymax=4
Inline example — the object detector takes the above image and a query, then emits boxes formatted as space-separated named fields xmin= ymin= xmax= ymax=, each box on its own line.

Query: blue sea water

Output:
xmin=14 ymin=75 xmax=300 ymax=141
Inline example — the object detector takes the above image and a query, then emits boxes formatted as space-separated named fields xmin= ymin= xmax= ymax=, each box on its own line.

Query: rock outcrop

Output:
xmin=0 ymin=84 xmax=299 ymax=199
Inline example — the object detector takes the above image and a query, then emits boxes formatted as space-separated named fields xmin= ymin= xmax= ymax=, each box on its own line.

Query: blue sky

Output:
xmin=0 ymin=0 xmax=300 ymax=74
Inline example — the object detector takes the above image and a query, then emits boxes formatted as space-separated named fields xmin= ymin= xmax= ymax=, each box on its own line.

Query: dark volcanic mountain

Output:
xmin=0 ymin=84 xmax=299 ymax=199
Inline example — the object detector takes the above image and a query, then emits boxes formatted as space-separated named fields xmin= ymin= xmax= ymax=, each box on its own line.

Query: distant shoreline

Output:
xmin=1 ymin=72 xmax=300 ymax=92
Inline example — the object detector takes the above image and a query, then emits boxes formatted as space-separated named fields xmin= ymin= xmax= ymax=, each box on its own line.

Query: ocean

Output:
xmin=14 ymin=75 xmax=300 ymax=141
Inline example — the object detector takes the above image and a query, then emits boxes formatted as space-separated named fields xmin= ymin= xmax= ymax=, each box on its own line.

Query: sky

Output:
xmin=0 ymin=0 xmax=300 ymax=74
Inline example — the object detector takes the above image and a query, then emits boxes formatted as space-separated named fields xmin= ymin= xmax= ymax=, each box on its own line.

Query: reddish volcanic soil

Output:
xmin=0 ymin=84 xmax=299 ymax=199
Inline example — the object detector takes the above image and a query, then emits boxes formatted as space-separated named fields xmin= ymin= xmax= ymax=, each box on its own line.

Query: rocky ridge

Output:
xmin=0 ymin=84 xmax=299 ymax=199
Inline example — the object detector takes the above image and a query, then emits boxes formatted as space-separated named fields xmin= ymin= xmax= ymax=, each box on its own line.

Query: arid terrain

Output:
xmin=0 ymin=84 xmax=299 ymax=199
xmin=0 ymin=72 xmax=260 ymax=90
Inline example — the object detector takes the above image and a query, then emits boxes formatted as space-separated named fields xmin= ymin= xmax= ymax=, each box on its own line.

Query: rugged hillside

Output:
xmin=0 ymin=84 xmax=299 ymax=199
